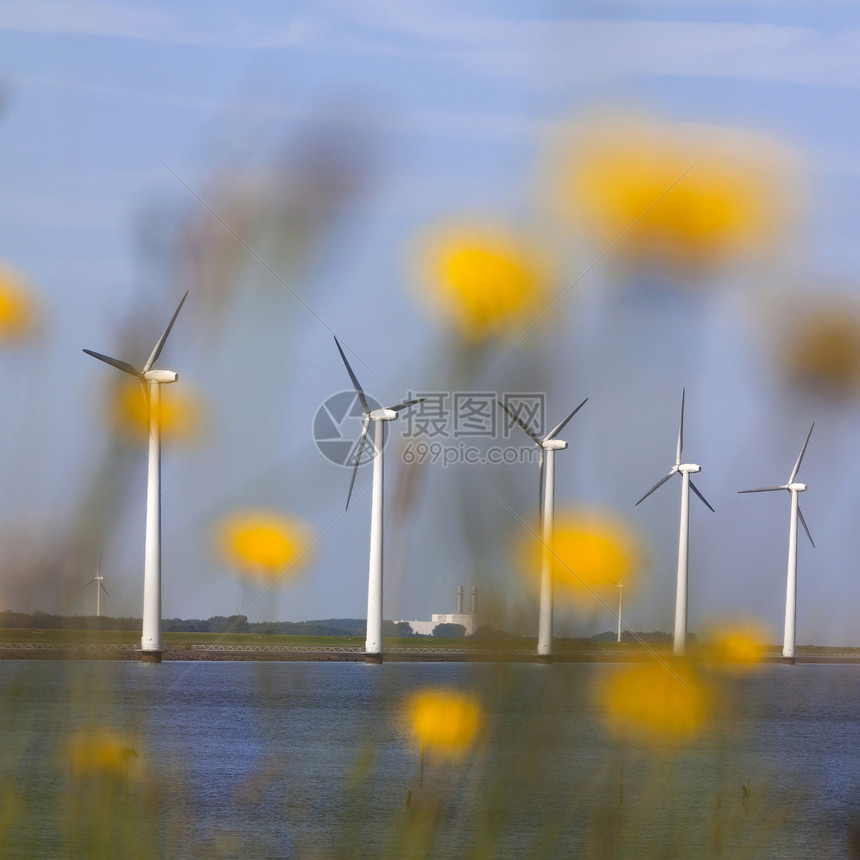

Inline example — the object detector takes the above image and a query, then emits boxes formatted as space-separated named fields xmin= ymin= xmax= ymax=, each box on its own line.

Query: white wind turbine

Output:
xmin=739 ymin=424 xmax=815 ymax=664
xmin=83 ymin=291 xmax=188 ymax=662
xmin=82 ymin=552 xmax=109 ymax=617
xmin=499 ymin=397 xmax=588 ymax=662
xmin=334 ymin=336 xmax=423 ymax=663
xmin=636 ymin=390 xmax=714 ymax=657
xmin=616 ymin=575 xmax=627 ymax=644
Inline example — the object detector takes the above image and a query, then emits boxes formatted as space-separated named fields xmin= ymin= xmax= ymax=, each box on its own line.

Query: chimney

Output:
xmin=456 ymin=586 xmax=464 ymax=614
xmin=471 ymin=586 xmax=478 ymax=615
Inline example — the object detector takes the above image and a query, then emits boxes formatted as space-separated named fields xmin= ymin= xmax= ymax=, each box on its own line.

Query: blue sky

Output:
xmin=2 ymin=1 xmax=860 ymax=646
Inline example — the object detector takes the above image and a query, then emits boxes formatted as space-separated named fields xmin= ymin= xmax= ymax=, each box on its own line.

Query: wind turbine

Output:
xmin=499 ymin=397 xmax=588 ymax=662
xmin=81 ymin=552 xmax=109 ymax=617
xmin=739 ymin=423 xmax=814 ymax=665
xmin=636 ymin=390 xmax=714 ymax=657
xmin=334 ymin=336 xmax=423 ymax=663
xmin=616 ymin=575 xmax=627 ymax=644
xmin=83 ymin=291 xmax=188 ymax=663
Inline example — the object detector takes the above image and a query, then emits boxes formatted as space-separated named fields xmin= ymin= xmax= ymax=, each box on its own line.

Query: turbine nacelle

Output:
xmin=369 ymin=407 xmax=398 ymax=421
xmin=679 ymin=463 xmax=701 ymax=474
xmin=541 ymin=438 xmax=568 ymax=451
xmin=788 ymin=482 xmax=807 ymax=493
xmin=143 ymin=368 xmax=179 ymax=384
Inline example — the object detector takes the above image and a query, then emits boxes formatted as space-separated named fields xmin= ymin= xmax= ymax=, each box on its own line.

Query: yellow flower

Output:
xmin=403 ymin=688 xmax=483 ymax=760
xmin=517 ymin=510 xmax=641 ymax=607
xmin=410 ymin=220 xmax=554 ymax=343
xmin=64 ymin=730 xmax=140 ymax=779
xmin=217 ymin=509 xmax=313 ymax=581
xmin=0 ymin=263 xmax=38 ymax=341
xmin=776 ymin=299 xmax=860 ymax=395
xmin=107 ymin=377 xmax=204 ymax=442
xmin=705 ymin=621 xmax=769 ymax=671
xmin=595 ymin=661 xmax=710 ymax=745
xmin=552 ymin=117 xmax=791 ymax=269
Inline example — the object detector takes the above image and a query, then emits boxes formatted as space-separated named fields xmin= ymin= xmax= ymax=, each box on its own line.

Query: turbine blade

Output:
xmin=80 ymin=579 xmax=95 ymax=591
xmin=544 ymin=397 xmax=588 ymax=442
xmin=689 ymin=479 xmax=715 ymax=513
xmin=635 ymin=470 xmax=676 ymax=506
xmin=82 ymin=349 xmax=142 ymax=379
xmin=738 ymin=485 xmax=786 ymax=494
xmin=797 ymin=505 xmax=815 ymax=548
xmin=97 ymin=551 xmax=102 ymax=578
xmin=789 ymin=423 xmax=815 ymax=484
xmin=345 ymin=415 xmax=371 ymax=510
xmin=675 ymin=388 xmax=685 ymax=466
xmin=389 ymin=397 xmax=426 ymax=413
xmin=142 ymin=291 xmax=188 ymax=372
xmin=334 ymin=336 xmax=369 ymax=413
xmin=497 ymin=400 xmax=541 ymax=446
xmin=100 ymin=583 xmax=110 ymax=596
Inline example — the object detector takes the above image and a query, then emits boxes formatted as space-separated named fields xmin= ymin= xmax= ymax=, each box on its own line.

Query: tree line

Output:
xmin=0 ymin=610 xmax=685 ymax=642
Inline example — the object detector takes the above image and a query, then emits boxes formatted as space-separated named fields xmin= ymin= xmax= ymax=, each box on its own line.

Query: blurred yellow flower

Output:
xmin=706 ymin=621 xmax=769 ymax=670
xmin=0 ymin=263 xmax=38 ymax=341
xmin=517 ymin=510 xmax=641 ymax=607
xmin=107 ymin=377 xmax=204 ymax=443
xmin=777 ymin=300 xmax=860 ymax=395
xmin=404 ymin=688 xmax=483 ymax=760
xmin=595 ymin=662 xmax=710 ymax=745
xmin=217 ymin=509 xmax=313 ymax=581
xmin=553 ymin=117 xmax=791 ymax=269
xmin=64 ymin=730 xmax=140 ymax=779
xmin=411 ymin=220 xmax=553 ymax=343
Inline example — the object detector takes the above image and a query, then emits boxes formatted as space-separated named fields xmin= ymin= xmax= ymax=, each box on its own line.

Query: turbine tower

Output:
xmin=83 ymin=291 xmax=188 ymax=663
xmin=499 ymin=397 xmax=588 ymax=663
xmin=739 ymin=423 xmax=815 ymax=665
xmin=636 ymin=389 xmax=714 ymax=657
xmin=82 ymin=552 xmax=109 ymax=617
xmin=334 ymin=336 xmax=423 ymax=663
xmin=616 ymin=575 xmax=626 ymax=644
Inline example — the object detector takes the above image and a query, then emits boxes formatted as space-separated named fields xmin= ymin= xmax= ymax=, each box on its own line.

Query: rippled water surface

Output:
xmin=2 ymin=660 xmax=858 ymax=858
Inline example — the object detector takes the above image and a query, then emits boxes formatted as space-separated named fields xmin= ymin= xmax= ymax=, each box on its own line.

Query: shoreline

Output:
xmin=2 ymin=645 xmax=860 ymax=664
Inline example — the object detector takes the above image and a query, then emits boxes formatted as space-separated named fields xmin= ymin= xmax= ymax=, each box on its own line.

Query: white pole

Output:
xmin=537 ymin=447 xmax=555 ymax=658
xmin=141 ymin=380 xmax=162 ymax=655
xmin=616 ymin=585 xmax=623 ymax=644
xmin=96 ymin=580 xmax=101 ymax=618
xmin=365 ymin=418 xmax=385 ymax=659
xmin=783 ymin=490 xmax=799 ymax=661
xmin=674 ymin=469 xmax=691 ymax=656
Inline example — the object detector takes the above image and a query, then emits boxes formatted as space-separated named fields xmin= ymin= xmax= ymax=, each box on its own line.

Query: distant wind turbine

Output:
xmin=83 ymin=291 xmax=188 ymax=662
xmin=499 ymin=397 xmax=588 ymax=662
xmin=636 ymin=390 xmax=714 ymax=657
xmin=334 ymin=336 xmax=423 ymax=663
xmin=739 ymin=423 xmax=815 ymax=664
xmin=81 ymin=552 xmax=109 ymax=617
xmin=616 ymin=575 xmax=627 ymax=644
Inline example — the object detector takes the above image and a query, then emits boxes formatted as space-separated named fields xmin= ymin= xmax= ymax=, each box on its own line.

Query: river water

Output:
xmin=1 ymin=660 xmax=858 ymax=859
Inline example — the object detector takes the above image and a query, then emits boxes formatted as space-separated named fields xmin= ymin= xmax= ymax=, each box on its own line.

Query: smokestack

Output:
xmin=456 ymin=586 xmax=464 ymax=614
xmin=471 ymin=586 xmax=478 ymax=616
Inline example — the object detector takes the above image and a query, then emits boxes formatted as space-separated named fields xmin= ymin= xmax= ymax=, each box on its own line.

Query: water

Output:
xmin=1 ymin=660 xmax=858 ymax=859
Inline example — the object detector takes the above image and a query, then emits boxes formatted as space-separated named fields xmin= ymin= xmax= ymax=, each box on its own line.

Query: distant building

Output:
xmin=397 ymin=585 xmax=478 ymax=636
